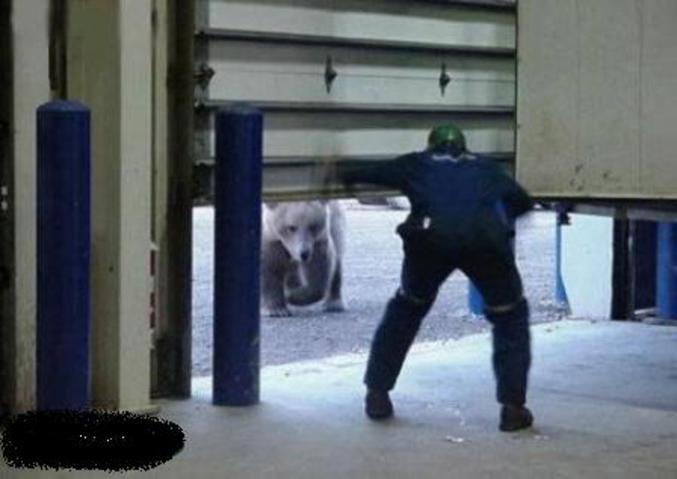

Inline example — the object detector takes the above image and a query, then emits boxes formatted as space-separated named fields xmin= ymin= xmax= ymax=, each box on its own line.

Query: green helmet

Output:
xmin=427 ymin=124 xmax=467 ymax=152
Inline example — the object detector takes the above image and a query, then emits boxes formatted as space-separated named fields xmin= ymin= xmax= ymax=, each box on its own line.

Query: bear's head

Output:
xmin=264 ymin=201 xmax=330 ymax=263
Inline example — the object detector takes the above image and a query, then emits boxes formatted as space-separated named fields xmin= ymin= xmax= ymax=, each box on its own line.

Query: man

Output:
xmin=337 ymin=124 xmax=534 ymax=432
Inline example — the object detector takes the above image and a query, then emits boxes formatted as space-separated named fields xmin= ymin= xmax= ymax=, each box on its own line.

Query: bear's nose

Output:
xmin=300 ymin=251 xmax=311 ymax=262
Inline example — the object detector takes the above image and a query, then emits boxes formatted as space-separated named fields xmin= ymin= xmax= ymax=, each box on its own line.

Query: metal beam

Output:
xmin=196 ymin=28 xmax=515 ymax=58
xmin=197 ymin=100 xmax=514 ymax=117
xmin=414 ymin=0 xmax=516 ymax=11
xmin=547 ymin=202 xmax=677 ymax=222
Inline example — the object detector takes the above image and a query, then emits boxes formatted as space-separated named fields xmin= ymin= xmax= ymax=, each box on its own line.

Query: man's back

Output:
xmin=343 ymin=151 xmax=533 ymax=244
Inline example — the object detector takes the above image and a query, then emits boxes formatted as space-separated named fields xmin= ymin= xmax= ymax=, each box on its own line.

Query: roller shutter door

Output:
xmin=195 ymin=0 xmax=516 ymax=201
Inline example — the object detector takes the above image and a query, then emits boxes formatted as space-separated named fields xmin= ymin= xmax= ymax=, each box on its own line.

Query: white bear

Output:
xmin=261 ymin=200 xmax=346 ymax=317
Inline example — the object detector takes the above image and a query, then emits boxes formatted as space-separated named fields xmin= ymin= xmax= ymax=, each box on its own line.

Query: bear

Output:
xmin=261 ymin=200 xmax=346 ymax=317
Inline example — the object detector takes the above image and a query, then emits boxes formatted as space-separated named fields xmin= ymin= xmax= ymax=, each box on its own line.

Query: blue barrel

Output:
xmin=656 ymin=222 xmax=677 ymax=320
xmin=213 ymin=105 xmax=263 ymax=406
xmin=36 ymin=101 xmax=91 ymax=410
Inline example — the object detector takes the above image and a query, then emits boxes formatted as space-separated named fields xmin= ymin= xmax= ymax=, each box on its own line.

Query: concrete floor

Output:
xmin=3 ymin=320 xmax=677 ymax=478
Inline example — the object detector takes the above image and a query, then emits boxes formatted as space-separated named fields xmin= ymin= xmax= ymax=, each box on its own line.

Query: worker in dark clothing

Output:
xmin=336 ymin=124 xmax=534 ymax=432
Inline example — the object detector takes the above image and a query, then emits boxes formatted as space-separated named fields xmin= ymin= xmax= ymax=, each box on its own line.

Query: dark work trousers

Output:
xmin=364 ymin=230 xmax=531 ymax=406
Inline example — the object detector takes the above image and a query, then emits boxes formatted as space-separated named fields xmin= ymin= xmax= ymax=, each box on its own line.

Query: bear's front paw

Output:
xmin=264 ymin=306 xmax=293 ymax=318
xmin=323 ymin=298 xmax=346 ymax=313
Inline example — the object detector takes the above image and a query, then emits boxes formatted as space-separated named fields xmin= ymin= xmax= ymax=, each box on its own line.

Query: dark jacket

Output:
xmin=341 ymin=151 xmax=533 ymax=247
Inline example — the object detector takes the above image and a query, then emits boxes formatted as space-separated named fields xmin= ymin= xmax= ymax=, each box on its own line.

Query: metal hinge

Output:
xmin=194 ymin=63 xmax=215 ymax=90
xmin=324 ymin=55 xmax=337 ymax=93
xmin=439 ymin=63 xmax=451 ymax=96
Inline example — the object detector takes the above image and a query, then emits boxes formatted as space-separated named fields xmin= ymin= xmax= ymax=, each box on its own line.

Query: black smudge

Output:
xmin=1 ymin=409 xmax=185 ymax=472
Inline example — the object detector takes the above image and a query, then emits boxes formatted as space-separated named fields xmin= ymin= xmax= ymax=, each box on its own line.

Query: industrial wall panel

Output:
xmin=515 ymin=0 xmax=578 ymax=196
xmin=517 ymin=0 xmax=677 ymax=200
xmin=640 ymin=0 xmax=677 ymax=196
xmin=577 ymin=0 xmax=641 ymax=195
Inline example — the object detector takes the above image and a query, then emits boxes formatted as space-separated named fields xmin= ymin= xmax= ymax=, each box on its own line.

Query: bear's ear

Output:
xmin=265 ymin=201 xmax=279 ymax=210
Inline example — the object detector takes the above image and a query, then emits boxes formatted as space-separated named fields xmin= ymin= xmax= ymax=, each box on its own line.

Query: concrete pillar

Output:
xmin=7 ymin=0 xmax=51 ymax=413
xmin=67 ymin=0 xmax=153 ymax=411
xmin=656 ymin=222 xmax=677 ymax=320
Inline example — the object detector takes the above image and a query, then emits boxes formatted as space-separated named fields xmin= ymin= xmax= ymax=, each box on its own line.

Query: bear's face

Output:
xmin=265 ymin=201 xmax=329 ymax=263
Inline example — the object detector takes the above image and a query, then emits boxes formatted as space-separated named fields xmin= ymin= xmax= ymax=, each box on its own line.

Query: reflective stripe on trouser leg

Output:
xmin=364 ymin=289 xmax=434 ymax=391
xmin=484 ymin=297 xmax=531 ymax=406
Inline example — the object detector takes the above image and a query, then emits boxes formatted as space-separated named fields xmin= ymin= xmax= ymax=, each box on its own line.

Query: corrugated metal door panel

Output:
xmin=198 ymin=113 xmax=514 ymax=159
xmin=197 ymin=0 xmax=515 ymax=201
xmin=206 ymin=41 xmax=514 ymax=107
xmin=203 ymin=0 xmax=515 ymax=49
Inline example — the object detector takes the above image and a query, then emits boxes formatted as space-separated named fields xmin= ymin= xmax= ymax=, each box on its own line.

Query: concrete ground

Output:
xmin=4 ymin=319 xmax=677 ymax=478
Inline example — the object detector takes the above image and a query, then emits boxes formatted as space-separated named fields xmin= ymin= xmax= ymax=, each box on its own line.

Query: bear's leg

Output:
xmin=284 ymin=263 xmax=306 ymax=290
xmin=323 ymin=259 xmax=345 ymax=312
xmin=261 ymin=242 xmax=292 ymax=317
xmin=324 ymin=201 xmax=346 ymax=312
xmin=286 ymin=240 xmax=332 ymax=307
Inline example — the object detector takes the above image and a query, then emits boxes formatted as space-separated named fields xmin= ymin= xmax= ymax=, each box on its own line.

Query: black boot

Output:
xmin=499 ymin=404 xmax=533 ymax=432
xmin=365 ymin=390 xmax=394 ymax=420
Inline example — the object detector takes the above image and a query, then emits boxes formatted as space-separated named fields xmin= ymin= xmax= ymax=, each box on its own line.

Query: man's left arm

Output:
xmin=500 ymin=176 xmax=534 ymax=218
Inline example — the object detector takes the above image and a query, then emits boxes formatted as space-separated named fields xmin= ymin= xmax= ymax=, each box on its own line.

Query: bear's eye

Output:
xmin=286 ymin=225 xmax=297 ymax=233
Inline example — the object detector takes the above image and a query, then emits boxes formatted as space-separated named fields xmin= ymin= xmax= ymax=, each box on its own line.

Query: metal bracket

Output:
xmin=324 ymin=55 xmax=337 ymax=94
xmin=554 ymin=202 xmax=574 ymax=225
xmin=194 ymin=63 xmax=215 ymax=90
xmin=439 ymin=63 xmax=451 ymax=96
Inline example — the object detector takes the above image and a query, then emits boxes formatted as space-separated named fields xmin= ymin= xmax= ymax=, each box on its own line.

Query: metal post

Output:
xmin=213 ymin=105 xmax=262 ymax=406
xmin=555 ymin=219 xmax=568 ymax=304
xmin=37 ymin=101 xmax=90 ymax=410
xmin=656 ymin=222 xmax=677 ymax=321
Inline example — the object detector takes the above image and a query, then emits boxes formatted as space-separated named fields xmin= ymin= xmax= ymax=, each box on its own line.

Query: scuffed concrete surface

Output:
xmin=6 ymin=320 xmax=676 ymax=479
xmin=192 ymin=201 xmax=568 ymax=377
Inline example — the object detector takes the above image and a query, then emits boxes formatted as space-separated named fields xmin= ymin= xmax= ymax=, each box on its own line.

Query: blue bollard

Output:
xmin=555 ymin=219 xmax=569 ymax=304
xmin=213 ymin=105 xmax=263 ymax=406
xmin=37 ymin=101 xmax=91 ymax=410
xmin=656 ymin=222 xmax=677 ymax=320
